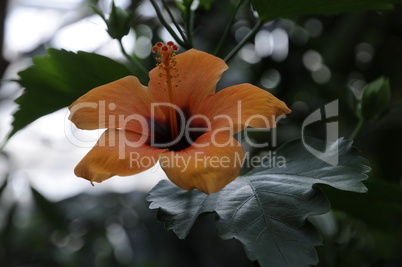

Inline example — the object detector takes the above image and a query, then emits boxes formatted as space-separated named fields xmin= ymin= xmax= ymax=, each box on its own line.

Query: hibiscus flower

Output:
xmin=68 ymin=42 xmax=290 ymax=194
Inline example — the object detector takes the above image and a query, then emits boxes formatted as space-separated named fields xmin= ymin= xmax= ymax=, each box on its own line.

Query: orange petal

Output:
xmin=75 ymin=129 xmax=167 ymax=183
xmin=149 ymin=49 xmax=228 ymax=111
xmin=195 ymin=84 xmax=291 ymax=133
xmin=69 ymin=76 xmax=166 ymax=135
xmin=159 ymin=131 xmax=244 ymax=194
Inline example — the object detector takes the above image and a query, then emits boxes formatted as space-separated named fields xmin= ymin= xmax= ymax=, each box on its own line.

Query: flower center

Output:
xmin=149 ymin=108 xmax=208 ymax=152
xmin=152 ymin=41 xmax=180 ymax=140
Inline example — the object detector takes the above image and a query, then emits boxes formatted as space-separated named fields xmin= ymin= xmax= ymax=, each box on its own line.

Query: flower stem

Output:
xmin=349 ymin=117 xmax=365 ymax=140
xmin=161 ymin=0 xmax=187 ymax=42
xmin=150 ymin=0 xmax=188 ymax=48
xmin=214 ymin=0 xmax=245 ymax=56
xmin=224 ymin=19 xmax=263 ymax=63
xmin=118 ymin=39 xmax=148 ymax=76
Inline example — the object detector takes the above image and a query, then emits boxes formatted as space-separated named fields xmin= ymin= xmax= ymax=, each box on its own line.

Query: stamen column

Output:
xmin=152 ymin=42 xmax=180 ymax=139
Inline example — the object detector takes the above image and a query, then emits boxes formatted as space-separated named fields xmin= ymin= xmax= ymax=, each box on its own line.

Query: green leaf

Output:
xmin=149 ymin=183 xmax=218 ymax=239
xmin=147 ymin=138 xmax=369 ymax=266
xmin=251 ymin=0 xmax=402 ymax=21
xmin=10 ymin=49 xmax=132 ymax=139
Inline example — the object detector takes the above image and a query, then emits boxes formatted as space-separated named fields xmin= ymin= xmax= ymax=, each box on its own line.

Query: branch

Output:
xmin=150 ymin=0 xmax=187 ymax=48
xmin=118 ymin=39 xmax=148 ymax=77
xmin=224 ymin=20 xmax=263 ymax=63
xmin=161 ymin=0 xmax=187 ymax=42
xmin=214 ymin=0 xmax=245 ymax=56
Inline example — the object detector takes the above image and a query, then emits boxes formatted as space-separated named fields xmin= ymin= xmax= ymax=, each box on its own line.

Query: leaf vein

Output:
xmin=248 ymin=178 xmax=290 ymax=266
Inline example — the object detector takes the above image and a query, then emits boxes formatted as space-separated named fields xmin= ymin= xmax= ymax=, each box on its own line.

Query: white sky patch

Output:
xmin=3 ymin=109 xmax=167 ymax=201
xmin=18 ymin=0 xmax=84 ymax=9
xmin=5 ymin=7 xmax=62 ymax=56
xmin=1 ymin=0 xmax=161 ymax=200
xmin=51 ymin=15 xmax=110 ymax=52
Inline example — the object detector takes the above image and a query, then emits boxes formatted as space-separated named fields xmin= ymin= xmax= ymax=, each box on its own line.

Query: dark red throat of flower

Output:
xmin=149 ymin=108 xmax=207 ymax=152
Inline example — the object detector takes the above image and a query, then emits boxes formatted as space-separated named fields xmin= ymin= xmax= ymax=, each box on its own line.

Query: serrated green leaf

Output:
xmin=148 ymin=181 xmax=218 ymax=239
xmin=10 ymin=49 xmax=132 ymax=139
xmin=248 ymin=137 xmax=369 ymax=193
xmin=148 ymin=138 xmax=369 ymax=266
xmin=251 ymin=0 xmax=402 ymax=21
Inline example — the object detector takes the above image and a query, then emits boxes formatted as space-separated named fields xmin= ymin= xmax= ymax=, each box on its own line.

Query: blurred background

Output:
xmin=1 ymin=0 xmax=402 ymax=266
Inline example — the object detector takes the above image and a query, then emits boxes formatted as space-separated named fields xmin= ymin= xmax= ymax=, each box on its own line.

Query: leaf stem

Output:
xmin=118 ymin=39 xmax=148 ymax=76
xmin=161 ymin=0 xmax=187 ymax=42
xmin=349 ymin=117 xmax=365 ymax=140
xmin=150 ymin=0 xmax=187 ymax=48
xmin=224 ymin=19 xmax=263 ymax=63
xmin=214 ymin=0 xmax=245 ymax=56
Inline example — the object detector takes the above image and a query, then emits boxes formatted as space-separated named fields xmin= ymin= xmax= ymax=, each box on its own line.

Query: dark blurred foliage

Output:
xmin=1 ymin=0 xmax=402 ymax=266
xmin=0 ymin=172 xmax=252 ymax=266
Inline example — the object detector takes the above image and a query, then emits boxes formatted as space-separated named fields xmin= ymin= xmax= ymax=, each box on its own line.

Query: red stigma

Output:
xmin=152 ymin=41 xmax=179 ymax=67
